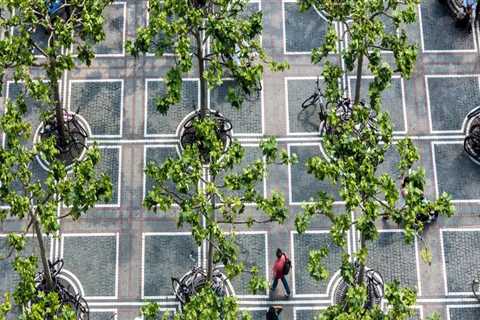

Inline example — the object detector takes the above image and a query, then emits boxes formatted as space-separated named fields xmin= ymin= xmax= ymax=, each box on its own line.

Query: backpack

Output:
xmin=282 ymin=254 xmax=291 ymax=275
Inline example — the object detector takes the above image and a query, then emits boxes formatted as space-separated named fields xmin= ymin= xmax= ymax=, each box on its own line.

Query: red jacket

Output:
xmin=272 ymin=254 xmax=287 ymax=279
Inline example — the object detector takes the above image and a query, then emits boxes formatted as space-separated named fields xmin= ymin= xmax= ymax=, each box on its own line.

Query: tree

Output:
xmin=141 ymin=286 xmax=252 ymax=320
xmin=0 ymin=99 xmax=111 ymax=319
xmin=0 ymin=2 xmax=114 ymax=316
xmin=130 ymin=0 xmax=292 ymax=310
xmin=127 ymin=0 xmax=287 ymax=119
xmin=0 ymin=0 xmax=113 ymax=166
xmin=144 ymin=119 xmax=295 ymax=299
xmin=294 ymin=0 xmax=455 ymax=318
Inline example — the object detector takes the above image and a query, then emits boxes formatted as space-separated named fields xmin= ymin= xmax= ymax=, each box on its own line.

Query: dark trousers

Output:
xmin=271 ymin=276 xmax=290 ymax=295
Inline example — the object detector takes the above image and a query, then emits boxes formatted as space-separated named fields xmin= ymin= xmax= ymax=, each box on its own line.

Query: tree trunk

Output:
xmin=52 ymin=76 xmax=67 ymax=148
xmin=357 ymin=232 xmax=366 ymax=286
xmin=206 ymin=185 xmax=216 ymax=281
xmin=196 ymin=28 xmax=208 ymax=118
xmin=32 ymin=214 xmax=54 ymax=290
xmin=353 ymin=54 xmax=364 ymax=106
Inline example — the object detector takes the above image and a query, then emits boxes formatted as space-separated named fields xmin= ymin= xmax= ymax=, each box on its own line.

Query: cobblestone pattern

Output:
xmin=97 ymin=147 xmax=121 ymax=205
xmin=427 ymin=77 xmax=480 ymax=132
xmin=146 ymin=80 xmax=198 ymax=136
xmin=293 ymin=232 xmax=343 ymax=295
xmin=210 ymin=80 xmax=263 ymax=135
xmin=287 ymin=78 xmax=323 ymax=134
xmin=434 ymin=143 xmax=480 ymax=200
xmin=90 ymin=311 xmax=117 ymax=320
xmin=143 ymin=234 xmax=198 ymax=297
xmin=70 ymin=81 xmax=122 ymax=136
xmin=0 ymin=236 xmax=51 ymax=293
xmin=290 ymin=145 xmax=340 ymax=203
xmin=230 ymin=233 xmax=267 ymax=296
xmin=144 ymin=146 xmax=179 ymax=199
xmin=449 ymin=306 xmax=480 ymax=320
xmin=442 ymin=230 xmax=480 ymax=293
xmin=420 ymin=0 xmax=476 ymax=51
xmin=365 ymin=232 xmax=419 ymax=292
xmin=94 ymin=3 xmax=125 ymax=55
xmin=348 ymin=77 xmax=406 ymax=133
xmin=62 ymin=235 xmax=117 ymax=297
xmin=284 ymin=2 xmax=329 ymax=53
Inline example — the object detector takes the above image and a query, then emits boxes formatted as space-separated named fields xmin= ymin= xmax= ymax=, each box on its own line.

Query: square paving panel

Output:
xmin=0 ymin=236 xmax=51 ymax=294
xmin=96 ymin=147 xmax=121 ymax=206
xmin=426 ymin=76 xmax=480 ymax=132
xmin=286 ymin=78 xmax=324 ymax=134
xmin=365 ymin=231 xmax=419 ymax=293
xmin=448 ymin=306 xmax=480 ymax=320
xmin=349 ymin=77 xmax=406 ymax=133
xmin=93 ymin=2 xmax=126 ymax=56
xmin=295 ymin=308 xmax=324 ymax=320
xmin=441 ymin=230 xmax=480 ymax=294
xmin=292 ymin=232 xmax=343 ymax=296
xmin=420 ymin=0 xmax=476 ymax=51
xmin=229 ymin=233 xmax=267 ymax=296
xmin=70 ymin=80 xmax=123 ymax=137
xmin=289 ymin=145 xmax=340 ymax=204
xmin=218 ymin=145 xmax=265 ymax=199
xmin=283 ymin=1 xmax=330 ymax=54
xmin=143 ymin=233 xmax=199 ymax=297
xmin=145 ymin=80 xmax=198 ymax=136
xmin=433 ymin=142 xmax=480 ymax=201
xmin=144 ymin=146 xmax=180 ymax=200
xmin=209 ymin=80 xmax=263 ymax=135
xmin=6 ymin=81 xmax=62 ymax=146
xmin=62 ymin=234 xmax=118 ymax=298
xmin=90 ymin=311 xmax=117 ymax=320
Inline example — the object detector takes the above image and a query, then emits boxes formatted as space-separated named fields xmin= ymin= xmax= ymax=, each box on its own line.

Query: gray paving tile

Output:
xmin=349 ymin=77 xmax=406 ymax=133
xmin=94 ymin=3 xmax=125 ymax=55
xmin=449 ymin=306 xmax=480 ymax=320
xmin=62 ymin=235 xmax=117 ymax=297
xmin=144 ymin=146 xmax=179 ymax=198
xmin=143 ymin=234 xmax=198 ymax=297
xmin=420 ymin=0 xmax=475 ymax=51
xmin=146 ymin=80 xmax=198 ymax=136
xmin=289 ymin=145 xmax=340 ymax=203
xmin=295 ymin=308 xmax=323 ymax=320
xmin=293 ymin=232 xmax=343 ymax=295
xmin=97 ymin=147 xmax=121 ymax=205
xmin=70 ymin=81 xmax=123 ymax=136
xmin=287 ymin=78 xmax=323 ymax=134
xmin=230 ymin=233 xmax=267 ymax=296
xmin=427 ymin=77 xmax=480 ymax=132
xmin=210 ymin=80 xmax=263 ymax=135
xmin=284 ymin=2 xmax=329 ymax=53
xmin=90 ymin=311 xmax=117 ymax=320
xmin=442 ymin=230 xmax=480 ymax=293
xmin=0 ymin=236 xmax=51 ymax=294
xmin=366 ymin=232 xmax=419 ymax=292
xmin=434 ymin=143 xmax=480 ymax=200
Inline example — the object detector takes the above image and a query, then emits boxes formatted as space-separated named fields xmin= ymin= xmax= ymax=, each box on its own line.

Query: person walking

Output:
xmin=270 ymin=248 xmax=291 ymax=298
xmin=266 ymin=306 xmax=283 ymax=320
